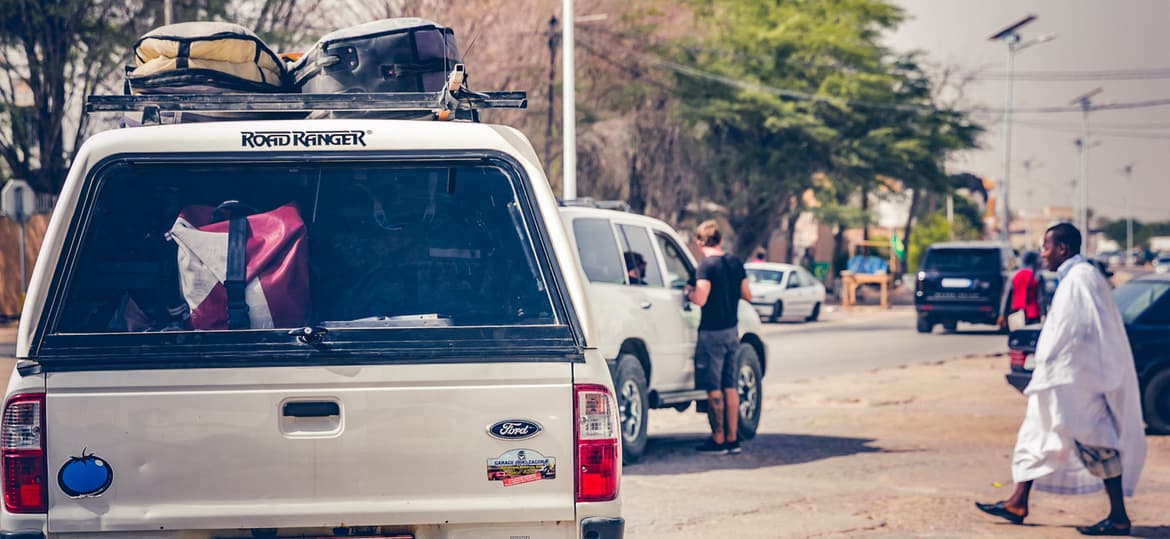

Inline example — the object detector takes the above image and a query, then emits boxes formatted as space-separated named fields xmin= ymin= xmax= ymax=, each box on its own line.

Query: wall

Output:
xmin=0 ymin=215 xmax=50 ymax=318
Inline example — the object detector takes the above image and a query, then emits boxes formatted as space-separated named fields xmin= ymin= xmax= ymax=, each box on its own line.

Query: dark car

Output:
xmin=1007 ymin=273 xmax=1170 ymax=433
xmin=915 ymin=242 xmax=1016 ymax=333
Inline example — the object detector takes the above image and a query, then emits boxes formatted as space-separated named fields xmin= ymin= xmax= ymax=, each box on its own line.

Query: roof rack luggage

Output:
xmin=86 ymin=64 xmax=526 ymax=125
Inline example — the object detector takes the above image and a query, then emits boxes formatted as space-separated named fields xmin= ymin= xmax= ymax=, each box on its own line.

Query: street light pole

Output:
xmin=562 ymin=0 xmax=576 ymax=201
xmin=988 ymin=16 xmax=1052 ymax=247
xmin=999 ymin=35 xmax=1018 ymax=245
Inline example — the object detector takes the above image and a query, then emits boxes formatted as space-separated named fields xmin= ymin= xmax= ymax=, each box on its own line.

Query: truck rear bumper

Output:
xmin=582 ymin=517 xmax=624 ymax=539
xmin=1006 ymin=371 xmax=1032 ymax=394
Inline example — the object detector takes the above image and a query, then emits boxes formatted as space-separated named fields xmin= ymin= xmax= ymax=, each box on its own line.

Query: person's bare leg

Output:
xmin=706 ymin=390 xmax=725 ymax=444
xmin=1005 ymin=480 xmax=1032 ymax=517
xmin=723 ymin=387 xmax=739 ymax=443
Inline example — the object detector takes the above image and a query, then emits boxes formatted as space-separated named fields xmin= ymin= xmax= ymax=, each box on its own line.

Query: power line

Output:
xmin=577 ymin=34 xmax=1170 ymax=117
xmin=979 ymin=68 xmax=1170 ymax=81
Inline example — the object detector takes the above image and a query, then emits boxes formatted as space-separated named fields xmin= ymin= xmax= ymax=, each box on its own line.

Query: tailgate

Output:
xmin=45 ymin=361 xmax=575 ymax=533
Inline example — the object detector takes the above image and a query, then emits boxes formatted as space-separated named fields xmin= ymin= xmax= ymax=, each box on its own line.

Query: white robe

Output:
xmin=1012 ymin=257 xmax=1147 ymax=496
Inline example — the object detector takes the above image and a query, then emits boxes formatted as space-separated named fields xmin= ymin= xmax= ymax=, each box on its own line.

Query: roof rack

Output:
xmin=86 ymin=65 xmax=526 ymax=125
xmin=558 ymin=198 xmax=631 ymax=212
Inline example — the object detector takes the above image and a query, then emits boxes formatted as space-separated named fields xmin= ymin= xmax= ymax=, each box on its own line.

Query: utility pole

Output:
xmin=544 ymin=16 xmax=560 ymax=167
xmin=562 ymin=0 xmax=576 ymax=201
xmin=1021 ymin=159 xmax=1036 ymax=250
xmin=1122 ymin=163 xmax=1134 ymax=265
xmin=1071 ymin=87 xmax=1102 ymax=237
xmin=164 ymin=0 xmax=173 ymax=24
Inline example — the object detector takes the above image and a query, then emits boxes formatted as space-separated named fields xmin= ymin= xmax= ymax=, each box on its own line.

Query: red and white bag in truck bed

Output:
xmin=167 ymin=201 xmax=310 ymax=330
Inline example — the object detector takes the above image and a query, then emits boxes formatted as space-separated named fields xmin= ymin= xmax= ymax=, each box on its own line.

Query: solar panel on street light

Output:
xmin=989 ymin=15 xmax=1037 ymax=41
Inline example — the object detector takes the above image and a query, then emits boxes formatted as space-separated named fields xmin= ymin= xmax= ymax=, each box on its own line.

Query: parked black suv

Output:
xmin=1007 ymin=273 xmax=1170 ymax=433
xmin=915 ymin=242 xmax=1015 ymax=333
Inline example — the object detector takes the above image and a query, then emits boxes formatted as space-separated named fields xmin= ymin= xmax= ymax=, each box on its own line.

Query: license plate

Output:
xmin=941 ymin=278 xmax=972 ymax=288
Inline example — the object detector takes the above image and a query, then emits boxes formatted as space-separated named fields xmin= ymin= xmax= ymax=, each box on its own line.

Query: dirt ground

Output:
xmin=623 ymin=356 xmax=1170 ymax=538
xmin=1 ymin=327 xmax=1164 ymax=538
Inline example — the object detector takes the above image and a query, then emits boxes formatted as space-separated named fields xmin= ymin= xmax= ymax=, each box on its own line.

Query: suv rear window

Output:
xmin=922 ymin=248 xmax=1000 ymax=273
xmin=50 ymin=159 xmax=558 ymax=337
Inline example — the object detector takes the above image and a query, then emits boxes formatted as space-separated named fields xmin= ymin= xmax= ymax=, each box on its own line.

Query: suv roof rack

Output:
xmin=86 ymin=65 xmax=526 ymax=125
xmin=558 ymin=198 xmax=631 ymax=212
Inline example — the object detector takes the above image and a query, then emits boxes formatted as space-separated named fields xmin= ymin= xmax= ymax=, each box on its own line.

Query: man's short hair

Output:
xmin=1047 ymin=222 xmax=1082 ymax=255
xmin=696 ymin=220 xmax=722 ymax=247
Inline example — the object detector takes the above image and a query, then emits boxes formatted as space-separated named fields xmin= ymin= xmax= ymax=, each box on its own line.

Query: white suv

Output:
xmin=559 ymin=205 xmax=766 ymax=463
xmin=2 ymin=116 xmax=623 ymax=537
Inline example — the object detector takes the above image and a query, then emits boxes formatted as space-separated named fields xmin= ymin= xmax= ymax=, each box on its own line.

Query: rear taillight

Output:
xmin=1009 ymin=350 xmax=1028 ymax=368
xmin=574 ymin=384 xmax=619 ymax=503
xmin=3 ymin=394 xmax=46 ymax=513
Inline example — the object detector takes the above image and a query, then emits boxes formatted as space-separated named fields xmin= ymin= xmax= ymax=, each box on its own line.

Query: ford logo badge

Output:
xmin=487 ymin=420 xmax=543 ymax=441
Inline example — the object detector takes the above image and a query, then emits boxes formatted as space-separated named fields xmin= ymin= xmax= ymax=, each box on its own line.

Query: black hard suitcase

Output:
xmin=292 ymin=18 xmax=461 ymax=94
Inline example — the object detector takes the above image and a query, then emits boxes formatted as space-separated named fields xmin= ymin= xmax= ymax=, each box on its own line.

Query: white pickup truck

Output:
xmin=0 ymin=95 xmax=623 ymax=538
xmin=558 ymin=206 xmax=766 ymax=463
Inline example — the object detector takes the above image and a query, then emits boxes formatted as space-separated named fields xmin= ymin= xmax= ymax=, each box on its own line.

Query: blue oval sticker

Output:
xmin=487 ymin=420 xmax=543 ymax=441
xmin=58 ymin=450 xmax=113 ymax=498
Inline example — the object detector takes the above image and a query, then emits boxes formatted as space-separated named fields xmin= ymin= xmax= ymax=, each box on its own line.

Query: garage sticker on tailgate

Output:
xmin=486 ymin=449 xmax=556 ymax=486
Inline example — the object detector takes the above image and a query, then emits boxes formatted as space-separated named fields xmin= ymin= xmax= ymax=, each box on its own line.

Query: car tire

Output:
xmin=916 ymin=316 xmax=933 ymax=334
xmin=768 ymin=301 xmax=783 ymax=323
xmin=806 ymin=302 xmax=821 ymax=322
xmin=736 ymin=343 xmax=763 ymax=441
xmin=1142 ymin=368 xmax=1170 ymax=434
xmin=942 ymin=320 xmax=958 ymax=333
xmin=614 ymin=354 xmax=649 ymax=464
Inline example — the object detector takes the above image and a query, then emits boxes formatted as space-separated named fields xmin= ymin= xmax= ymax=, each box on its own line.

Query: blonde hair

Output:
xmin=695 ymin=220 xmax=722 ymax=247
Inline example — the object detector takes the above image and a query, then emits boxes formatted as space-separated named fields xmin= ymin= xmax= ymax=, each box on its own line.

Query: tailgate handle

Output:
xmin=283 ymin=401 xmax=340 ymax=417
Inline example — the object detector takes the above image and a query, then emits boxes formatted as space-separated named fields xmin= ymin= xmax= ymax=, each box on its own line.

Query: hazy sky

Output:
xmin=886 ymin=0 xmax=1170 ymax=222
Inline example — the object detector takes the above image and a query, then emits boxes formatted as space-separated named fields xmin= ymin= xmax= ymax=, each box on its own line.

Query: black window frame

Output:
xmin=29 ymin=150 xmax=584 ymax=371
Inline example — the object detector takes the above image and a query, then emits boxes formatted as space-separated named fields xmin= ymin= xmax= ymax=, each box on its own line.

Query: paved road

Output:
xmin=758 ymin=308 xmax=1008 ymax=381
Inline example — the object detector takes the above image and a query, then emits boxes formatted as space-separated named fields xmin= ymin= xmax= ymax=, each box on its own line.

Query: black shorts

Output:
xmin=695 ymin=327 xmax=740 ymax=391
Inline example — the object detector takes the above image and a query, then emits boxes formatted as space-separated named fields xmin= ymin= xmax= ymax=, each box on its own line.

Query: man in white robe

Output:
xmin=977 ymin=223 xmax=1147 ymax=536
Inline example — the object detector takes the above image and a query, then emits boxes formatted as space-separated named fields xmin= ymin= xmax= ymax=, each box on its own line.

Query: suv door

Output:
xmin=652 ymin=229 xmax=701 ymax=391
xmin=570 ymin=216 xmax=664 ymax=369
xmin=614 ymin=221 xmax=692 ymax=392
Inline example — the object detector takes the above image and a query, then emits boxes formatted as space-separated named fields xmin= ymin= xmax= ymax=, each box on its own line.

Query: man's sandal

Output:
xmin=1076 ymin=518 xmax=1131 ymax=536
xmin=974 ymin=501 xmax=1025 ymax=525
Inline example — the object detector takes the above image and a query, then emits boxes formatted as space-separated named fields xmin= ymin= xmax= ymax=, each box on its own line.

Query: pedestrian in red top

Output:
xmin=1013 ymin=251 xmax=1043 ymax=324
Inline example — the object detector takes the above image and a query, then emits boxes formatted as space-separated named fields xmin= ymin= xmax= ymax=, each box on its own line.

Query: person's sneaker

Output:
xmin=695 ymin=438 xmax=728 ymax=454
xmin=724 ymin=441 xmax=743 ymax=454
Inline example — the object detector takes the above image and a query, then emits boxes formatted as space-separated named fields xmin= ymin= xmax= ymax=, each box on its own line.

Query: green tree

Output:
xmin=907 ymin=211 xmax=980 ymax=272
xmin=673 ymin=0 xmax=979 ymax=260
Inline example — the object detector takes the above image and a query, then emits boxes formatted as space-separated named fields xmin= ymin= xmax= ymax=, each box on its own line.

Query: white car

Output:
xmin=559 ymin=205 xmax=767 ymax=463
xmin=1155 ymin=256 xmax=1170 ymax=274
xmin=745 ymin=262 xmax=827 ymax=323
xmin=3 ymin=105 xmax=623 ymax=535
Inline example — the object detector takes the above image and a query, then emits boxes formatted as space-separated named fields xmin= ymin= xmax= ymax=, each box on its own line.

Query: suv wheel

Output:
xmin=736 ymin=344 xmax=763 ymax=441
xmin=1143 ymin=368 xmax=1170 ymax=434
xmin=916 ymin=316 xmax=933 ymax=334
xmin=614 ymin=354 xmax=649 ymax=463
xmin=769 ymin=301 xmax=783 ymax=323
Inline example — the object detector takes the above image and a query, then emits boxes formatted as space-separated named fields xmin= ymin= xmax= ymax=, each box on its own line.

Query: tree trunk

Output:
xmin=783 ymin=210 xmax=800 ymax=263
xmin=901 ymin=188 xmax=919 ymax=274
xmin=860 ymin=185 xmax=870 ymax=241
xmin=628 ymin=152 xmax=645 ymax=213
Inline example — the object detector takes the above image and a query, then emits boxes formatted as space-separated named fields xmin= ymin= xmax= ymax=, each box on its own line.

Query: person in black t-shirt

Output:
xmin=685 ymin=220 xmax=751 ymax=454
